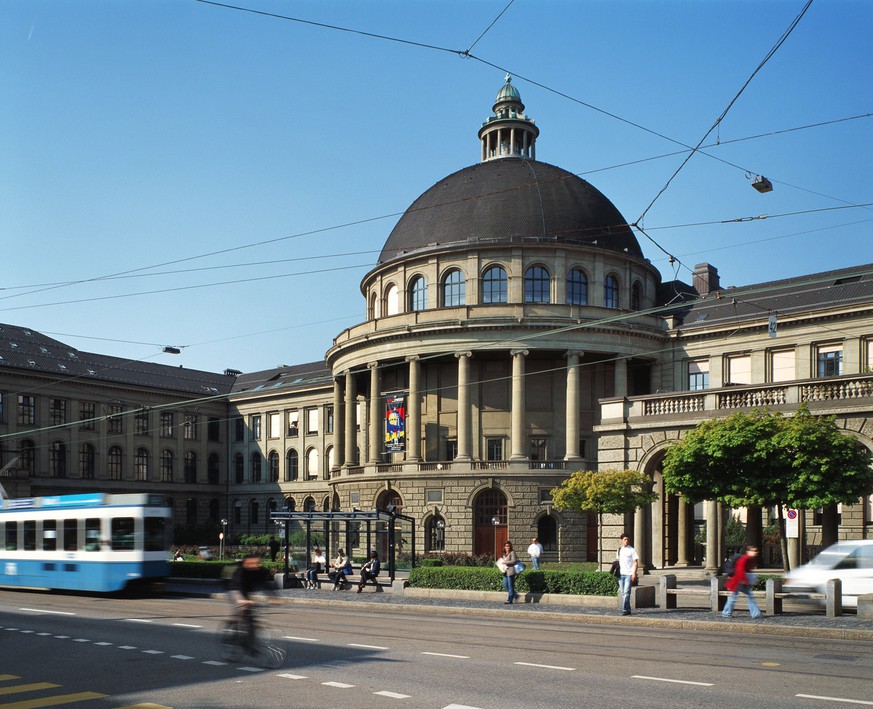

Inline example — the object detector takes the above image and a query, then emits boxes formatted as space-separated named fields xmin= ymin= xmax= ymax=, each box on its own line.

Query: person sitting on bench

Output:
xmin=328 ymin=548 xmax=352 ymax=590
xmin=357 ymin=549 xmax=381 ymax=593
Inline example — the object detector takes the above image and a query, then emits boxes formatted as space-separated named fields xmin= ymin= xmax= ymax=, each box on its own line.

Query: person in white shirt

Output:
xmin=617 ymin=533 xmax=639 ymax=616
xmin=527 ymin=537 xmax=544 ymax=570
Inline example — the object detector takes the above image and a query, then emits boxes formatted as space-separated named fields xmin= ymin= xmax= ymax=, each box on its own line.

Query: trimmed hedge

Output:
xmin=408 ymin=567 xmax=618 ymax=596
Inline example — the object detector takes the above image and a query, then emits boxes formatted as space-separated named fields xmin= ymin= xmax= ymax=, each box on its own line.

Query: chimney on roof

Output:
xmin=693 ymin=263 xmax=720 ymax=296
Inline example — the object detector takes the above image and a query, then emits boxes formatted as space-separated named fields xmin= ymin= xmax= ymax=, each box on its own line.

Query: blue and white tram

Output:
xmin=0 ymin=492 xmax=172 ymax=592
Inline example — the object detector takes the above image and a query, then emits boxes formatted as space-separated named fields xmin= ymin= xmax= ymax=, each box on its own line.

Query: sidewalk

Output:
xmin=164 ymin=575 xmax=873 ymax=640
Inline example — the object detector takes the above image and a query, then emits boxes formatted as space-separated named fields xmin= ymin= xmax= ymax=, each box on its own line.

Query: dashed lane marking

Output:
xmin=237 ymin=667 xmax=264 ymax=673
xmin=322 ymin=682 xmax=355 ymax=689
xmin=632 ymin=675 xmax=714 ymax=687
xmin=125 ymin=619 xmax=153 ymax=624
xmin=171 ymin=623 xmax=201 ymax=628
xmin=0 ymin=676 xmax=22 ymax=682
xmin=282 ymin=635 xmax=319 ymax=642
xmin=348 ymin=643 xmax=389 ymax=650
xmin=514 ymin=661 xmax=575 ymax=671
xmin=94 ymin=642 xmax=113 ymax=647
xmin=19 ymin=608 xmax=75 ymax=616
xmin=0 ymin=683 xmax=60 ymax=696
xmin=375 ymin=691 xmax=410 ymax=699
xmin=202 ymin=661 xmax=226 ymax=666
xmin=170 ymin=655 xmax=194 ymax=660
xmin=277 ymin=674 xmax=307 ymax=680
xmin=421 ymin=652 xmax=469 ymax=659
xmin=142 ymin=651 xmax=164 ymax=655
xmin=1 ymin=691 xmax=107 ymax=707
xmin=73 ymin=639 xmax=90 ymax=643
xmin=442 ymin=705 xmax=483 ymax=709
xmin=796 ymin=694 xmax=873 ymax=706
xmin=118 ymin=646 xmax=138 ymax=650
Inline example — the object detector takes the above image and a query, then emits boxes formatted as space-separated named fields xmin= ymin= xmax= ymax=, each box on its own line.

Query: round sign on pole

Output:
xmin=787 ymin=509 xmax=797 ymax=520
xmin=785 ymin=508 xmax=799 ymax=538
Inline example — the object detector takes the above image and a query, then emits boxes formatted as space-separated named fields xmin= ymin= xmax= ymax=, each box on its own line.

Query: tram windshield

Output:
xmin=144 ymin=517 xmax=166 ymax=552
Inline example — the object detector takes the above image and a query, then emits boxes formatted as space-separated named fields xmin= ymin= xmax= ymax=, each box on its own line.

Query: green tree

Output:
xmin=551 ymin=468 xmax=658 ymax=565
xmin=662 ymin=405 xmax=873 ymax=570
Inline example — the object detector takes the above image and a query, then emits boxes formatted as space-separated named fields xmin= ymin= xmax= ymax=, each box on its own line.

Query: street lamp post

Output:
xmin=491 ymin=516 xmax=499 ymax=561
xmin=219 ymin=518 xmax=227 ymax=560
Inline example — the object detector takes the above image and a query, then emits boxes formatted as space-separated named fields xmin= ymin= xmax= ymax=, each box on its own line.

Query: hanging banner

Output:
xmin=385 ymin=393 xmax=406 ymax=453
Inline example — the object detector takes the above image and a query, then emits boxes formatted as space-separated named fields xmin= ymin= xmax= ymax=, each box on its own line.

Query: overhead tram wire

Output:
xmin=463 ymin=0 xmax=516 ymax=55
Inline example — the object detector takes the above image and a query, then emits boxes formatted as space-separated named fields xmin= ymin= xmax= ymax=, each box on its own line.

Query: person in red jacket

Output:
xmin=722 ymin=545 xmax=762 ymax=619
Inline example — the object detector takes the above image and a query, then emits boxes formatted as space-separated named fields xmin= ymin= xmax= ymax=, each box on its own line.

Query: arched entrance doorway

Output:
xmin=376 ymin=490 xmax=404 ymax=560
xmin=473 ymin=489 xmax=507 ymax=558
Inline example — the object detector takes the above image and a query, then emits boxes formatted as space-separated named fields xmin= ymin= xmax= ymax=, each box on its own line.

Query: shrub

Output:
xmin=408 ymin=567 xmax=619 ymax=596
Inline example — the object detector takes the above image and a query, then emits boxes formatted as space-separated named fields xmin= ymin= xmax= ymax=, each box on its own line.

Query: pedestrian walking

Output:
xmin=268 ymin=536 xmax=280 ymax=563
xmin=617 ymin=533 xmax=639 ymax=616
xmin=527 ymin=537 xmax=543 ymax=570
xmin=722 ymin=545 xmax=762 ymax=619
xmin=499 ymin=541 xmax=520 ymax=605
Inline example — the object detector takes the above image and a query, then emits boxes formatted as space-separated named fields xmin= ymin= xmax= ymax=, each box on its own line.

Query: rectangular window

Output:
xmin=183 ymin=414 xmax=198 ymax=440
xmin=4 ymin=521 xmax=18 ymax=550
xmin=42 ymin=520 xmax=57 ymax=551
xmin=306 ymin=408 xmax=319 ymax=435
xmin=268 ymin=412 xmax=281 ymax=439
xmin=486 ymin=438 xmax=503 ymax=461
xmin=817 ymin=344 xmax=843 ymax=378
xmin=208 ymin=417 xmax=221 ymax=442
xmin=326 ymin=406 xmax=334 ymax=434
xmin=425 ymin=489 xmax=443 ymax=504
xmin=287 ymin=410 xmax=299 ymax=436
xmin=250 ymin=415 xmax=262 ymax=440
xmin=688 ymin=360 xmax=709 ymax=391
xmin=770 ymin=349 xmax=795 ymax=382
xmin=49 ymin=399 xmax=67 ymax=426
xmin=85 ymin=519 xmax=101 ymax=551
xmin=111 ymin=518 xmax=135 ymax=551
xmin=18 ymin=395 xmax=36 ymax=425
xmin=135 ymin=410 xmax=149 ymax=435
xmin=529 ymin=438 xmax=547 ymax=461
xmin=107 ymin=404 xmax=123 ymax=434
xmin=23 ymin=520 xmax=36 ymax=551
xmin=866 ymin=339 xmax=873 ymax=373
xmin=350 ymin=492 xmax=360 ymax=505
xmin=144 ymin=517 xmax=166 ymax=552
xmin=63 ymin=519 xmax=77 ymax=551
xmin=445 ymin=438 xmax=457 ymax=461
xmin=160 ymin=412 xmax=175 ymax=438
xmin=233 ymin=416 xmax=245 ymax=442
xmin=356 ymin=402 xmax=362 ymax=431
xmin=539 ymin=488 xmax=554 ymax=504
xmin=79 ymin=401 xmax=96 ymax=430
xmin=726 ymin=355 xmax=751 ymax=386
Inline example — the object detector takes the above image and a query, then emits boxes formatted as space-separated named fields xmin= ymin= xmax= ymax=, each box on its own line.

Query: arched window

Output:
xmin=207 ymin=453 xmax=220 ymax=485
xmin=184 ymin=451 xmax=197 ymax=483
xmin=108 ymin=445 xmax=123 ymax=480
xmin=426 ymin=514 xmax=446 ymax=552
xmin=135 ymin=448 xmax=149 ymax=481
xmin=234 ymin=453 xmax=244 ymax=484
xmin=326 ymin=446 xmax=335 ymax=474
xmin=441 ymin=269 xmax=466 ymax=307
xmin=481 ymin=266 xmax=508 ymax=304
xmin=186 ymin=498 xmax=197 ymax=526
xmin=268 ymin=450 xmax=279 ymax=482
xmin=50 ymin=441 xmax=66 ymax=478
xmin=209 ymin=498 xmax=220 ymax=523
xmin=19 ymin=439 xmax=36 ymax=476
xmin=251 ymin=452 xmax=262 ymax=483
xmin=524 ymin=266 xmax=550 ymax=303
xmin=79 ymin=443 xmax=96 ymax=479
xmin=306 ymin=448 xmax=319 ymax=480
xmin=285 ymin=497 xmax=296 ymax=512
xmin=604 ymin=274 xmax=619 ymax=308
xmin=233 ymin=498 xmax=242 ymax=525
xmin=249 ymin=499 xmax=259 ymax=526
xmin=160 ymin=449 xmax=174 ymax=482
xmin=368 ymin=292 xmax=378 ymax=320
xmin=385 ymin=284 xmax=400 ymax=316
xmin=631 ymin=281 xmax=642 ymax=311
xmin=409 ymin=276 xmax=427 ymax=311
xmin=303 ymin=496 xmax=316 ymax=512
xmin=567 ymin=268 xmax=588 ymax=305
xmin=322 ymin=496 xmax=331 ymax=512
xmin=286 ymin=449 xmax=299 ymax=481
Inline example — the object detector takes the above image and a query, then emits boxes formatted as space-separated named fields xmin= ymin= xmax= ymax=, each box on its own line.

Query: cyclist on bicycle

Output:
xmin=228 ymin=554 xmax=277 ymax=650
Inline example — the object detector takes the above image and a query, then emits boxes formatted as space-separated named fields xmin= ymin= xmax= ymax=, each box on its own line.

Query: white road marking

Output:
xmin=19 ymin=630 xmax=34 ymax=634
xmin=238 ymin=667 xmax=264 ymax=673
xmin=172 ymin=623 xmax=202 ymax=628
xmin=126 ymin=619 xmax=153 ymax=623
xmin=54 ymin=635 xmax=69 ymax=639
xmin=142 ymin=650 xmax=164 ymax=655
xmin=278 ymin=673 xmax=308 ymax=680
xmin=796 ymin=694 xmax=873 ymax=706
xmin=421 ymin=652 xmax=469 ymax=659
xmin=94 ymin=642 xmax=113 ymax=646
xmin=37 ymin=632 xmax=51 ymax=636
xmin=283 ymin=635 xmax=319 ymax=642
xmin=20 ymin=608 xmax=75 ymax=616
xmin=73 ymin=638 xmax=91 ymax=643
xmin=118 ymin=645 xmax=138 ymax=650
xmin=514 ymin=661 xmax=575 ymax=671
xmin=375 ymin=691 xmax=410 ymax=699
xmin=348 ymin=643 xmax=389 ymax=650
xmin=442 ymin=705 xmax=483 ymax=709
xmin=632 ymin=675 xmax=714 ymax=687
xmin=323 ymin=682 xmax=355 ymax=689
xmin=171 ymin=655 xmax=195 ymax=660
xmin=202 ymin=660 xmax=226 ymax=666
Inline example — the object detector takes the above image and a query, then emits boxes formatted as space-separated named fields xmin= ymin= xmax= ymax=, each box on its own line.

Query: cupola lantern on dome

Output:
xmin=478 ymin=74 xmax=539 ymax=162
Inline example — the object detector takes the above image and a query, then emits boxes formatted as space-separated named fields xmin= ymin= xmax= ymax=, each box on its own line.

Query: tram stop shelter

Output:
xmin=269 ymin=508 xmax=416 ymax=585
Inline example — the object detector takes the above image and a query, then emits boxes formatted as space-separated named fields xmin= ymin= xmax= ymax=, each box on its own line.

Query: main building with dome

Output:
xmin=2 ymin=78 xmax=872 ymax=570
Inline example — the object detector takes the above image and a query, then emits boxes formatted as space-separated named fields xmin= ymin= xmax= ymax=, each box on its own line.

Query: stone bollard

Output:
xmin=825 ymin=578 xmax=843 ymax=618
xmin=711 ymin=575 xmax=727 ymax=612
xmin=857 ymin=594 xmax=873 ymax=620
xmin=659 ymin=574 xmax=677 ymax=610
xmin=766 ymin=578 xmax=783 ymax=616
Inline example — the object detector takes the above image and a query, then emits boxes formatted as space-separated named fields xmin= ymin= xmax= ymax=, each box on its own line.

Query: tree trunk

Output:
xmin=821 ymin=504 xmax=839 ymax=548
xmin=777 ymin=505 xmax=790 ymax=572
xmin=598 ymin=511 xmax=604 ymax=570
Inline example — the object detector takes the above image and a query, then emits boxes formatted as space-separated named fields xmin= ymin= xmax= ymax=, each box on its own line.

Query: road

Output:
xmin=1 ymin=589 xmax=871 ymax=708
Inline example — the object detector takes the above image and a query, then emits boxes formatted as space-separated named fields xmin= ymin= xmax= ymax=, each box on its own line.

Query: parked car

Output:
xmin=783 ymin=539 xmax=873 ymax=608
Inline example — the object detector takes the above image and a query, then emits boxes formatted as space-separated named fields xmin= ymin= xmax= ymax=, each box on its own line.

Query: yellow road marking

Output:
xmin=0 ymin=683 xmax=59 ymax=696
xmin=761 ymin=662 xmax=781 ymax=667
xmin=114 ymin=704 xmax=174 ymax=709
xmin=0 ymin=692 xmax=107 ymax=708
xmin=0 ymin=676 xmax=23 ymax=682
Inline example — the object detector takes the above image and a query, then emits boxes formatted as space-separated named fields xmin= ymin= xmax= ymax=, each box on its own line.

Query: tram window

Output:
xmin=144 ymin=517 xmax=166 ymax=552
xmin=23 ymin=521 xmax=36 ymax=551
xmin=85 ymin=518 xmax=101 ymax=552
xmin=63 ymin=519 xmax=78 ymax=551
xmin=111 ymin=517 xmax=135 ymax=551
xmin=5 ymin=521 xmax=18 ymax=550
xmin=43 ymin=520 xmax=58 ymax=551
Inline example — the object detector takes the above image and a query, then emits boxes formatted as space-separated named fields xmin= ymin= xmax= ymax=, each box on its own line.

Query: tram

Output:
xmin=0 ymin=492 xmax=172 ymax=592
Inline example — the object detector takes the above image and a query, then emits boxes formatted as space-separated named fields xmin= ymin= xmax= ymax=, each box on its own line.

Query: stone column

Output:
xmin=510 ymin=349 xmax=528 ymax=461
xmin=705 ymin=500 xmax=718 ymax=572
xmin=564 ymin=351 xmax=582 ymax=461
xmin=455 ymin=352 xmax=472 ymax=461
xmin=332 ymin=377 xmax=344 ymax=473
xmin=344 ymin=370 xmax=357 ymax=467
xmin=614 ymin=356 xmax=628 ymax=398
xmin=676 ymin=499 xmax=690 ymax=566
xmin=633 ymin=509 xmax=647 ymax=572
xmin=406 ymin=356 xmax=421 ymax=462
xmin=368 ymin=362 xmax=382 ymax=464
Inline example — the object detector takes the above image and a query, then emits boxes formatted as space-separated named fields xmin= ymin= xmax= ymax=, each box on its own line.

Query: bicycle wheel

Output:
xmin=253 ymin=623 xmax=286 ymax=669
xmin=218 ymin=619 xmax=245 ymax=663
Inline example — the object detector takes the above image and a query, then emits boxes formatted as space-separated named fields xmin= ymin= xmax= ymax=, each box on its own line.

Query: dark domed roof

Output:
xmin=378 ymin=159 xmax=642 ymax=264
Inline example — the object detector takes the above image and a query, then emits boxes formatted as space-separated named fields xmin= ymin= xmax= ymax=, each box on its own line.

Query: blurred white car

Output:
xmin=783 ymin=540 xmax=873 ymax=608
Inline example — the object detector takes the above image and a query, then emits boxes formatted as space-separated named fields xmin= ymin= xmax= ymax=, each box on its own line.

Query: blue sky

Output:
xmin=2 ymin=0 xmax=870 ymax=375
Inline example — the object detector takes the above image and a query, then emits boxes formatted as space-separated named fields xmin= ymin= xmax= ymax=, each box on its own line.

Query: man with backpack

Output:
xmin=722 ymin=545 xmax=762 ymax=619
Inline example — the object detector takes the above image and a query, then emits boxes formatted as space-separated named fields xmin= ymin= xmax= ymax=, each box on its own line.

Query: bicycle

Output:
xmin=218 ymin=602 xmax=287 ymax=668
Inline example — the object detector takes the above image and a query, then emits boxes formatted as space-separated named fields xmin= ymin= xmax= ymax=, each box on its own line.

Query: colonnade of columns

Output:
xmin=480 ymin=126 xmax=535 ymax=161
xmin=330 ymin=349 xmax=628 ymax=471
